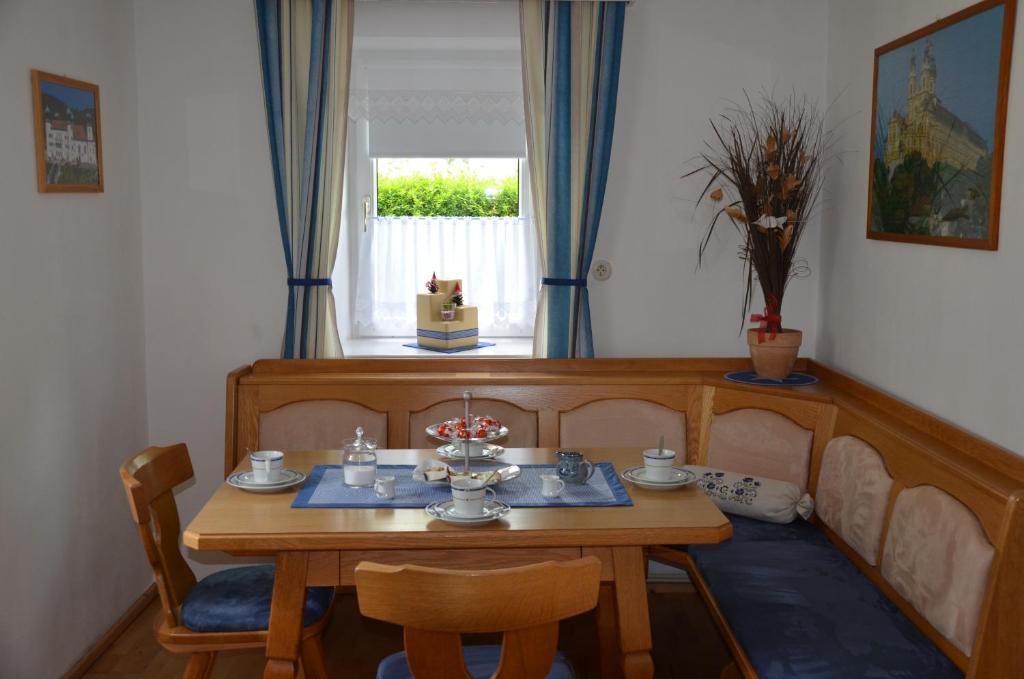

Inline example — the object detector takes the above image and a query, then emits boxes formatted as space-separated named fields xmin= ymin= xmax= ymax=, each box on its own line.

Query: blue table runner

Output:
xmin=291 ymin=463 xmax=632 ymax=509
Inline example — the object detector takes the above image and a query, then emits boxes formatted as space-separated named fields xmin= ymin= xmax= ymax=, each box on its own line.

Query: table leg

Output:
xmin=264 ymin=551 xmax=309 ymax=679
xmin=611 ymin=546 xmax=654 ymax=679
xmin=597 ymin=583 xmax=625 ymax=679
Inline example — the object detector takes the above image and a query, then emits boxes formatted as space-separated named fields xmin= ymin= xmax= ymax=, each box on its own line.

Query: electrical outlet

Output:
xmin=592 ymin=259 xmax=612 ymax=281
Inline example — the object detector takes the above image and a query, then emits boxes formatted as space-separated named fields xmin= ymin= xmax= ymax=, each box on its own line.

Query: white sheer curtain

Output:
xmin=354 ymin=215 xmax=539 ymax=337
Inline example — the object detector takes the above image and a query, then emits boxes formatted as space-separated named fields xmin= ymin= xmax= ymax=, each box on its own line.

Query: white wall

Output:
xmin=593 ymin=0 xmax=829 ymax=357
xmin=133 ymin=0 xmax=286 ymax=573
xmin=0 ymin=1 xmax=150 ymax=676
xmin=818 ymin=0 xmax=1024 ymax=455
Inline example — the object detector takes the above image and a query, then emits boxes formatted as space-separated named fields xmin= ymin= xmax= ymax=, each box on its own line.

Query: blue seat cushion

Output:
xmin=689 ymin=539 xmax=963 ymax=679
xmin=668 ymin=514 xmax=829 ymax=553
xmin=180 ymin=564 xmax=334 ymax=633
xmin=377 ymin=645 xmax=575 ymax=679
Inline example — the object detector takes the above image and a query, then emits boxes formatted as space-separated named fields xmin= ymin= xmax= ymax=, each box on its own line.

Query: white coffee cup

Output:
xmin=374 ymin=475 xmax=396 ymax=500
xmin=450 ymin=477 xmax=496 ymax=517
xmin=642 ymin=448 xmax=677 ymax=482
xmin=250 ymin=450 xmax=285 ymax=483
xmin=540 ymin=474 xmax=565 ymax=498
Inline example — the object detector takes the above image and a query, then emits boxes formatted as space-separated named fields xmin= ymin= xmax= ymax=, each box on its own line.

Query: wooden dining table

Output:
xmin=183 ymin=448 xmax=731 ymax=679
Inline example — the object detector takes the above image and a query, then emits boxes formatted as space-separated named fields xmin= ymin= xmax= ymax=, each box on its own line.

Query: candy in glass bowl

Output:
xmin=427 ymin=415 xmax=508 ymax=443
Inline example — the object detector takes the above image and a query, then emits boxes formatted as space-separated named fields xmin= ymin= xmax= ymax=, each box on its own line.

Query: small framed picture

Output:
xmin=867 ymin=0 xmax=1016 ymax=250
xmin=31 ymin=69 xmax=104 ymax=193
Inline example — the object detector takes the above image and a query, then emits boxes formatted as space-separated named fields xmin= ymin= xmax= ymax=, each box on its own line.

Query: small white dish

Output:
xmin=425 ymin=499 xmax=511 ymax=525
xmin=435 ymin=443 xmax=505 ymax=460
xmin=621 ymin=466 xmax=695 ymax=491
xmin=227 ymin=469 xmax=306 ymax=493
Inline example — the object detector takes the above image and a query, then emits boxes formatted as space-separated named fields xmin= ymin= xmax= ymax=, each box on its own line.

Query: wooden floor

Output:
xmin=82 ymin=583 xmax=731 ymax=678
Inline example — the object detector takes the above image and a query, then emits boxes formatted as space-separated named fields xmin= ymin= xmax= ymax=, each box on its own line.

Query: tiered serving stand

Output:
xmin=424 ymin=391 xmax=509 ymax=473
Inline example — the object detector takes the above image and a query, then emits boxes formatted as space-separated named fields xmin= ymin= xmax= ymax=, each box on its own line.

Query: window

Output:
xmin=341 ymin=0 xmax=533 ymax=351
xmin=352 ymin=156 xmax=539 ymax=340
xmin=376 ymin=158 xmax=520 ymax=218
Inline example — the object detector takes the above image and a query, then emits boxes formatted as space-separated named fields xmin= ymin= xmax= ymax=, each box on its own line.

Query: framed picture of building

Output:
xmin=867 ymin=0 xmax=1016 ymax=250
xmin=31 ymin=70 xmax=104 ymax=193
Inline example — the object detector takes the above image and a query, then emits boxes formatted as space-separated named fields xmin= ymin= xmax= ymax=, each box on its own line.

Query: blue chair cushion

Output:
xmin=180 ymin=564 xmax=334 ymax=633
xmin=689 ymin=539 xmax=963 ymax=679
xmin=377 ymin=645 xmax=575 ymax=679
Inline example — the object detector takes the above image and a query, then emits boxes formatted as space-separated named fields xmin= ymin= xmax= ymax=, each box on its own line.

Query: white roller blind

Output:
xmin=352 ymin=0 xmax=525 ymax=158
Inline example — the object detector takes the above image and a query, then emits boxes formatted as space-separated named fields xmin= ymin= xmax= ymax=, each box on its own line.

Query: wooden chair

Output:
xmin=120 ymin=443 xmax=333 ymax=679
xmin=354 ymin=557 xmax=602 ymax=679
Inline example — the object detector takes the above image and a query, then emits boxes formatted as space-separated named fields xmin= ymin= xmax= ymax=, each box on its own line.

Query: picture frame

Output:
xmin=866 ymin=0 xmax=1016 ymax=250
xmin=31 ymin=69 xmax=104 ymax=193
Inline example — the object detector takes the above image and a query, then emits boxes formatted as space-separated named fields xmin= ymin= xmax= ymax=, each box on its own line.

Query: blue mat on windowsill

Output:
xmin=403 ymin=342 xmax=496 ymax=354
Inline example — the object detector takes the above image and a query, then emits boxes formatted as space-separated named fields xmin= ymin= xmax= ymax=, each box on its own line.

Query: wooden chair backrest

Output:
xmin=354 ymin=557 xmax=601 ymax=679
xmin=119 ymin=443 xmax=197 ymax=627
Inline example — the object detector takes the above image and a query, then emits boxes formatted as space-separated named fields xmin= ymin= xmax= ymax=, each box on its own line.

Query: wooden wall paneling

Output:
xmin=806 ymin=403 xmax=837 ymax=497
xmin=968 ymin=491 xmax=1024 ymax=679
xmin=711 ymin=387 xmax=823 ymax=430
xmin=247 ymin=357 xmax=783 ymax=376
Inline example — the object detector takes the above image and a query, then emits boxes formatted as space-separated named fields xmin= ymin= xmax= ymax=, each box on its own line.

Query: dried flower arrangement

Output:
xmin=686 ymin=93 xmax=830 ymax=338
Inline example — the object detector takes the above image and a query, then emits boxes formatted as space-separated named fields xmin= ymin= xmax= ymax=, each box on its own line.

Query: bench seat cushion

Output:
xmin=181 ymin=565 xmax=334 ymax=633
xmin=689 ymin=539 xmax=962 ymax=679
xmin=669 ymin=515 xmax=828 ymax=552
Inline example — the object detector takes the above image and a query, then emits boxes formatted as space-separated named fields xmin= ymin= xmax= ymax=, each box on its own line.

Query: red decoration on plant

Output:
xmin=425 ymin=272 xmax=439 ymax=293
xmin=750 ymin=294 xmax=782 ymax=344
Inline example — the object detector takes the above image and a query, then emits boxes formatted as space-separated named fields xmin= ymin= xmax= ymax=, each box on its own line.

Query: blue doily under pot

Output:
xmin=724 ymin=371 xmax=819 ymax=387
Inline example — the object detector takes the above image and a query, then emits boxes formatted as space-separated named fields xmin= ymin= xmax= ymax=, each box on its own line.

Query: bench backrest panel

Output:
xmin=881 ymin=485 xmax=996 ymax=657
xmin=815 ymin=436 xmax=894 ymax=566
xmin=705 ymin=408 xmax=813 ymax=489
xmin=260 ymin=399 xmax=388 ymax=450
xmin=559 ymin=399 xmax=685 ymax=453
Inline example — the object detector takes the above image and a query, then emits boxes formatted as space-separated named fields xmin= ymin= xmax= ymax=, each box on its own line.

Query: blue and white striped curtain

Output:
xmin=255 ymin=0 xmax=353 ymax=358
xmin=520 ymin=0 xmax=625 ymax=358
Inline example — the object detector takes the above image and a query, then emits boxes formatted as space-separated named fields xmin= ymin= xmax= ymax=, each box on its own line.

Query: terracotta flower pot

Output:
xmin=747 ymin=328 xmax=802 ymax=380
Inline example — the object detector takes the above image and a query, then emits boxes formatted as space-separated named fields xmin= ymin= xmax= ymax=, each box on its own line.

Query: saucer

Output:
xmin=621 ymin=466 xmax=696 ymax=491
xmin=435 ymin=443 xmax=505 ymax=460
xmin=424 ymin=499 xmax=511 ymax=525
xmin=227 ymin=469 xmax=306 ymax=493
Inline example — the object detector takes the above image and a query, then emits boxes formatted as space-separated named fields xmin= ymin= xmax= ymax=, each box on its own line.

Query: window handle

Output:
xmin=362 ymin=196 xmax=371 ymax=232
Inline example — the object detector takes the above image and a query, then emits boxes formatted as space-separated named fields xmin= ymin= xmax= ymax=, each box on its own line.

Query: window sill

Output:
xmin=342 ymin=337 xmax=533 ymax=358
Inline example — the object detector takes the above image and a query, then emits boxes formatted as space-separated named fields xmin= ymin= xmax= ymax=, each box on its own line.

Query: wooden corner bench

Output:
xmin=224 ymin=357 xmax=1024 ymax=678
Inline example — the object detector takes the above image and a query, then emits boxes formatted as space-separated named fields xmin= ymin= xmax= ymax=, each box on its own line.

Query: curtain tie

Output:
xmin=287 ymin=277 xmax=333 ymax=288
xmin=542 ymin=277 xmax=587 ymax=287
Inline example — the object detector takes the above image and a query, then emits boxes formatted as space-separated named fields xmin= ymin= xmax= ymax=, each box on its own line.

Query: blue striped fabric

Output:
xmin=416 ymin=328 xmax=480 ymax=340
xmin=254 ymin=0 xmax=354 ymax=358
xmin=521 ymin=1 xmax=625 ymax=358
